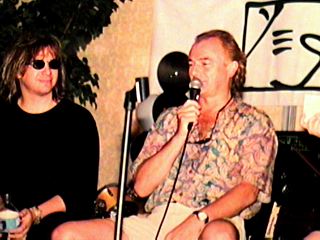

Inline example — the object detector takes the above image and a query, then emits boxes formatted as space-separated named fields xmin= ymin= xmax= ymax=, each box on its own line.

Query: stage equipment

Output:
xmin=136 ymin=51 xmax=190 ymax=131
xmin=115 ymin=77 xmax=149 ymax=240
xmin=157 ymin=51 xmax=190 ymax=93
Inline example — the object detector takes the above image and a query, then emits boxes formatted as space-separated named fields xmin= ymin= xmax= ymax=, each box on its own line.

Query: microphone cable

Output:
xmin=154 ymin=96 xmax=233 ymax=239
xmin=155 ymin=79 xmax=201 ymax=240
xmin=154 ymin=128 xmax=191 ymax=240
xmin=155 ymin=79 xmax=200 ymax=239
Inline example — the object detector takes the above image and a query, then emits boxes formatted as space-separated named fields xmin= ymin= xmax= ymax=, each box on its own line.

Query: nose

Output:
xmin=189 ymin=62 xmax=199 ymax=80
xmin=43 ymin=64 xmax=52 ymax=75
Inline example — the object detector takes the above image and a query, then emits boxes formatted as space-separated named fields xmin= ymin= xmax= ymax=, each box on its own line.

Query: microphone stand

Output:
xmin=114 ymin=88 xmax=136 ymax=240
xmin=114 ymin=77 xmax=149 ymax=240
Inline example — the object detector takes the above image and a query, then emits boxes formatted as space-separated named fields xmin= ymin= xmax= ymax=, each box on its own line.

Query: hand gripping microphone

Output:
xmin=188 ymin=79 xmax=202 ymax=131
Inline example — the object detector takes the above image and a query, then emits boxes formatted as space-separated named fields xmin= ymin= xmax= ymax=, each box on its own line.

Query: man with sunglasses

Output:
xmin=52 ymin=29 xmax=278 ymax=240
xmin=0 ymin=33 xmax=99 ymax=240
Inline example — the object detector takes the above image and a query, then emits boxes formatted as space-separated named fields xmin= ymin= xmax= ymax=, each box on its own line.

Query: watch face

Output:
xmin=193 ymin=210 xmax=209 ymax=223
xmin=198 ymin=211 xmax=208 ymax=221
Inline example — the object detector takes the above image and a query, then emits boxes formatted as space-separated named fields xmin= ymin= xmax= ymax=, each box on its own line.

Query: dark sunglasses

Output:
xmin=30 ymin=59 xmax=60 ymax=70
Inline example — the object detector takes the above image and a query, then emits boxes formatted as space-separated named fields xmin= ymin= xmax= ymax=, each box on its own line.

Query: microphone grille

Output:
xmin=189 ymin=79 xmax=202 ymax=89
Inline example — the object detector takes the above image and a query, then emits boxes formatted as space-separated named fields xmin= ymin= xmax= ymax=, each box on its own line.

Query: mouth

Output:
xmin=39 ymin=79 xmax=52 ymax=85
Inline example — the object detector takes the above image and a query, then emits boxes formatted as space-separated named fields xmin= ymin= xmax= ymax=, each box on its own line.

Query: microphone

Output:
xmin=189 ymin=79 xmax=201 ymax=101
xmin=188 ymin=79 xmax=202 ymax=131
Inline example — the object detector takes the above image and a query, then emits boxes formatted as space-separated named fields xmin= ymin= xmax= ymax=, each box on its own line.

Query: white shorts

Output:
xmin=122 ymin=203 xmax=246 ymax=240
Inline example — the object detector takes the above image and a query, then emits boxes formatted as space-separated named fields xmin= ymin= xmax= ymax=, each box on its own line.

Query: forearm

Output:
xmin=134 ymin=130 xmax=188 ymax=197
xmin=37 ymin=195 xmax=66 ymax=219
xmin=201 ymin=182 xmax=259 ymax=221
xmin=15 ymin=195 xmax=66 ymax=237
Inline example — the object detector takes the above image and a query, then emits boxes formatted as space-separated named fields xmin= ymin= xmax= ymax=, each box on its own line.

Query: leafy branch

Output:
xmin=0 ymin=0 xmax=129 ymax=108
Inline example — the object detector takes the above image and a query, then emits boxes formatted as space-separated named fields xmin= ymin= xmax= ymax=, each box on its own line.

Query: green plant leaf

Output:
xmin=0 ymin=0 xmax=131 ymax=108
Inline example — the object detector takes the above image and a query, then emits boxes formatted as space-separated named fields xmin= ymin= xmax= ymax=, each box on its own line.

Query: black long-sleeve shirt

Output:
xmin=0 ymin=99 xmax=99 ymax=220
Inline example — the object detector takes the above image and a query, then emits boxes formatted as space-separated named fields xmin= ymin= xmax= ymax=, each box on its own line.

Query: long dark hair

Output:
xmin=0 ymin=33 xmax=66 ymax=102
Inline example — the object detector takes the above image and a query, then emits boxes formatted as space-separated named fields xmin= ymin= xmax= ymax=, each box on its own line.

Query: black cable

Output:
xmin=154 ymin=129 xmax=191 ymax=240
xmin=154 ymin=97 xmax=232 ymax=239
xmin=292 ymin=148 xmax=320 ymax=177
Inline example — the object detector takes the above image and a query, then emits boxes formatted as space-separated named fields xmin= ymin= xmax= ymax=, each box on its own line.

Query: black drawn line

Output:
xmin=273 ymin=47 xmax=292 ymax=55
xmin=273 ymin=29 xmax=293 ymax=37
xmin=273 ymin=38 xmax=293 ymax=45
xmin=269 ymin=33 xmax=320 ymax=88
xmin=259 ymin=8 xmax=270 ymax=20
xmin=242 ymin=1 xmax=284 ymax=57
xmin=242 ymin=0 xmax=320 ymax=92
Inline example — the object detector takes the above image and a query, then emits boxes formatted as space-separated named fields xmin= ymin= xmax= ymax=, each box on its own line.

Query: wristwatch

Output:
xmin=193 ymin=210 xmax=209 ymax=224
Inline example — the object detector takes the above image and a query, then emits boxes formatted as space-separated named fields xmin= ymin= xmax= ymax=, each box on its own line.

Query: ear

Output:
xmin=227 ymin=61 xmax=239 ymax=79
xmin=16 ymin=73 xmax=23 ymax=79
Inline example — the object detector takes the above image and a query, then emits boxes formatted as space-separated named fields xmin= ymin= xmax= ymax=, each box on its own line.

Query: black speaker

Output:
xmin=246 ymin=131 xmax=320 ymax=239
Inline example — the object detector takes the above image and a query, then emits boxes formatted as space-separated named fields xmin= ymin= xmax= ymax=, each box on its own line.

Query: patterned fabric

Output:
xmin=131 ymin=98 xmax=278 ymax=219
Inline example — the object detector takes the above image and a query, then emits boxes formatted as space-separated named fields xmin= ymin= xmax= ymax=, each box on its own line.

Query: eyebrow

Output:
xmin=189 ymin=56 xmax=212 ymax=62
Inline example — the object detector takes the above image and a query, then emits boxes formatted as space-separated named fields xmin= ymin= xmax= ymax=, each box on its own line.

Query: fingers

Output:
xmin=9 ymin=208 xmax=33 ymax=239
xmin=300 ymin=113 xmax=307 ymax=128
xmin=301 ymin=113 xmax=320 ymax=138
xmin=177 ymin=100 xmax=200 ymax=131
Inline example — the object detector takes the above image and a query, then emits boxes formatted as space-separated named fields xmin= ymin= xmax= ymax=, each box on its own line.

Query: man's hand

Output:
xmin=176 ymin=100 xmax=200 ymax=134
xmin=165 ymin=214 xmax=204 ymax=240
xmin=301 ymin=113 xmax=320 ymax=138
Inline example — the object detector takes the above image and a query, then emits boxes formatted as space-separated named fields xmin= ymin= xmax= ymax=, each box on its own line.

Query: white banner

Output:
xmin=149 ymin=0 xmax=320 ymax=106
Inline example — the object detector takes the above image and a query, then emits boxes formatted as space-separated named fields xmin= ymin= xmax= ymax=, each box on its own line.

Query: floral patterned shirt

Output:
xmin=131 ymin=98 xmax=278 ymax=219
